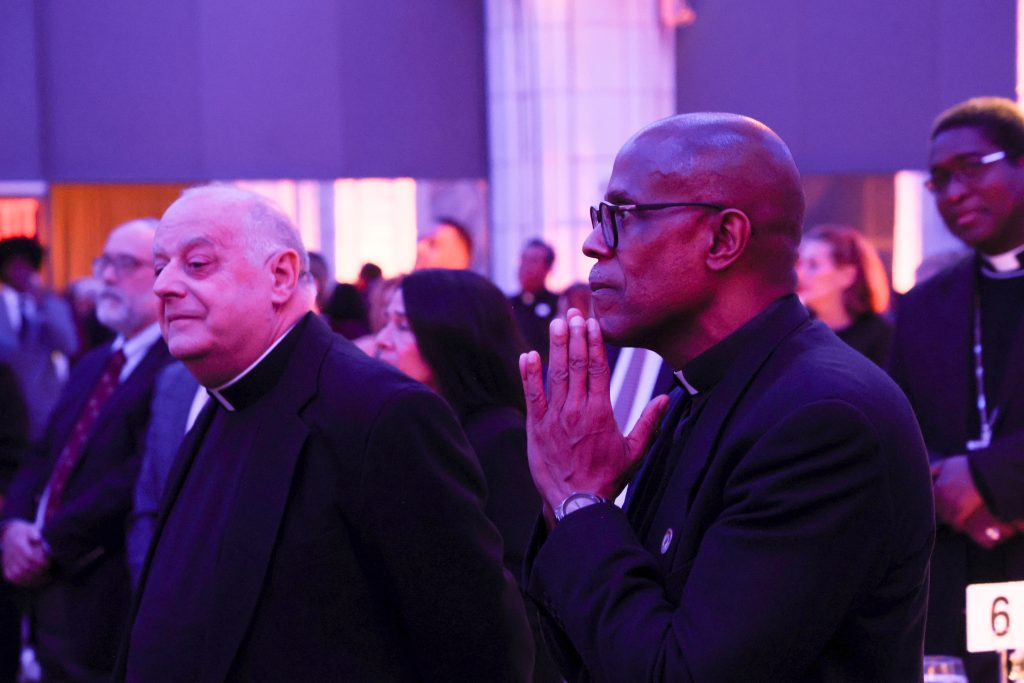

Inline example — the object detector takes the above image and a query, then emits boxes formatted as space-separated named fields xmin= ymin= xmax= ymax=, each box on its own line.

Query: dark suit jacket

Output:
xmin=2 ymin=339 xmax=172 ymax=682
xmin=119 ymin=314 xmax=533 ymax=682
xmin=461 ymin=404 xmax=539 ymax=581
xmin=889 ymin=256 xmax=1024 ymax=657
xmin=525 ymin=296 xmax=934 ymax=682
xmin=461 ymin=405 xmax=561 ymax=683
xmin=126 ymin=361 xmax=199 ymax=587
xmin=0 ymin=291 xmax=78 ymax=440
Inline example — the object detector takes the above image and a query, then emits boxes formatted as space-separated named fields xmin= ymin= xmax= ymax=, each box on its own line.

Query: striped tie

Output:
xmin=44 ymin=349 xmax=127 ymax=521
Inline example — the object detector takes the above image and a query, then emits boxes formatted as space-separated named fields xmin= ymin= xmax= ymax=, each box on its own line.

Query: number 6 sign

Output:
xmin=966 ymin=581 xmax=1024 ymax=652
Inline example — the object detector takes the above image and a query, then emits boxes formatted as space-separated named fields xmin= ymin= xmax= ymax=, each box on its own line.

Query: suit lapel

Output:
xmin=129 ymin=394 xmax=214 ymax=610
xmin=926 ymin=261 xmax=975 ymax=447
xmin=199 ymin=403 xmax=309 ymax=681
xmin=199 ymin=316 xmax=330 ymax=682
xmin=644 ymin=301 xmax=810 ymax=556
xmin=91 ymin=342 xmax=170 ymax=442
xmin=61 ymin=342 xmax=170 ymax=485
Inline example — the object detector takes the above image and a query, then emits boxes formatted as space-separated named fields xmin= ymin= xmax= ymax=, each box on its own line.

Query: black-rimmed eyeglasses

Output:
xmin=925 ymin=150 xmax=1008 ymax=195
xmin=92 ymin=253 xmax=152 ymax=278
xmin=590 ymin=201 xmax=725 ymax=249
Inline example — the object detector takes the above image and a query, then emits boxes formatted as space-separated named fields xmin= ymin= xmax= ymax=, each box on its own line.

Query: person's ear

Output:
xmin=706 ymin=209 xmax=751 ymax=271
xmin=268 ymin=250 xmax=302 ymax=304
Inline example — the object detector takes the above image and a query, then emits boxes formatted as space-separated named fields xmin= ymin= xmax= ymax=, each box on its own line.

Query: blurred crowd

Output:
xmin=0 ymin=95 xmax=1022 ymax=683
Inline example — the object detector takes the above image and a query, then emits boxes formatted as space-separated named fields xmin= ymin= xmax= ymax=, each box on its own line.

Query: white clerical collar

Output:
xmin=111 ymin=322 xmax=162 ymax=381
xmin=207 ymin=321 xmax=299 ymax=412
xmin=981 ymin=244 xmax=1024 ymax=274
xmin=672 ymin=370 xmax=699 ymax=396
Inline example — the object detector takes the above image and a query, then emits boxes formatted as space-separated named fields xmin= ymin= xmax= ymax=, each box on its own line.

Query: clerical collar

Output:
xmin=979 ymin=244 xmax=1024 ymax=277
xmin=674 ymin=294 xmax=803 ymax=396
xmin=111 ymin=322 xmax=163 ymax=381
xmin=207 ymin=315 xmax=306 ymax=412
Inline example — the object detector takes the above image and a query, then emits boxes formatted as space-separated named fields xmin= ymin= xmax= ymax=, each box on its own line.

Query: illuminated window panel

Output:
xmin=230 ymin=178 xmax=418 ymax=284
xmin=891 ymin=171 xmax=925 ymax=294
xmin=232 ymin=180 xmax=325 ymax=253
xmin=332 ymin=178 xmax=417 ymax=282
xmin=0 ymin=198 xmax=40 ymax=240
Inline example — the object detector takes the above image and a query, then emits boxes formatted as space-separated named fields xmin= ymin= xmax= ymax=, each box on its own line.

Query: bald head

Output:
xmin=588 ymin=114 xmax=805 ymax=364
xmin=164 ymin=185 xmax=310 ymax=275
xmin=619 ymin=113 xmax=804 ymax=281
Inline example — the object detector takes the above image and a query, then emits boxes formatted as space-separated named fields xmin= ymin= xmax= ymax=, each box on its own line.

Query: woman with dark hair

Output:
xmin=373 ymin=270 xmax=538 ymax=565
xmin=796 ymin=224 xmax=893 ymax=366
xmin=373 ymin=269 xmax=558 ymax=682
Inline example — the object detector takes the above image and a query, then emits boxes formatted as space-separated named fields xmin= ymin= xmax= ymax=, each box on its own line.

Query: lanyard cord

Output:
xmin=967 ymin=287 xmax=994 ymax=451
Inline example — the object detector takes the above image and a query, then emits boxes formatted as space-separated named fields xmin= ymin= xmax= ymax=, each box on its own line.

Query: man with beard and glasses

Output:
xmin=1 ymin=219 xmax=170 ymax=683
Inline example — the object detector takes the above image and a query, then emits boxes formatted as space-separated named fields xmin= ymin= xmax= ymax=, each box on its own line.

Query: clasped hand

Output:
xmin=932 ymin=455 xmax=1017 ymax=549
xmin=519 ymin=308 xmax=669 ymax=527
xmin=2 ymin=520 xmax=51 ymax=587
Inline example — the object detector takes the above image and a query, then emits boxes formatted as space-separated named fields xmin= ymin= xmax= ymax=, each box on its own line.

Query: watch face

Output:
xmin=556 ymin=493 xmax=605 ymax=521
xmin=566 ymin=497 xmax=587 ymax=513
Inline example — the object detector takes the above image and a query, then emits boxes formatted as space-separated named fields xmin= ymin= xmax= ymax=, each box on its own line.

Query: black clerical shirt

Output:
xmin=976 ymin=263 xmax=1024 ymax=437
xmin=126 ymin=322 xmax=303 ymax=683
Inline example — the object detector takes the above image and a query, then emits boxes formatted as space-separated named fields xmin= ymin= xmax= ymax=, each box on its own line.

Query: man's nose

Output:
xmin=95 ymin=260 xmax=118 ymax=283
xmin=582 ymin=225 xmax=611 ymax=259
xmin=940 ymin=174 xmax=970 ymax=204
xmin=153 ymin=264 xmax=182 ymax=297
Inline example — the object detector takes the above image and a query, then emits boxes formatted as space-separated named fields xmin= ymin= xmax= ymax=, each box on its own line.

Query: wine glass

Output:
xmin=923 ymin=655 xmax=968 ymax=683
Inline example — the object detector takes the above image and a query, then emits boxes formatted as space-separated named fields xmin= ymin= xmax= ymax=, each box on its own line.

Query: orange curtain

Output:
xmin=48 ymin=184 xmax=188 ymax=290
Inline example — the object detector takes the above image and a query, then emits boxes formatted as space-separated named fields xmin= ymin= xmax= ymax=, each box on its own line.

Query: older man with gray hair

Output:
xmin=2 ymin=218 xmax=171 ymax=683
xmin=118 ymin=185 xmax=533 ymax=682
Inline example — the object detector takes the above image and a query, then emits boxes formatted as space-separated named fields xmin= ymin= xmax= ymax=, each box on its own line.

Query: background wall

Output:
xmin=676 ymin=0 xmax=1017 ymax=174
xmin=0 ymin=0 xmax=488 ymax=182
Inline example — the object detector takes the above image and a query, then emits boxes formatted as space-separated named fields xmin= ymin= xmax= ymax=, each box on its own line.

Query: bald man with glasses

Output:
xmin=519 ymin=113 xmax=933 ymax=681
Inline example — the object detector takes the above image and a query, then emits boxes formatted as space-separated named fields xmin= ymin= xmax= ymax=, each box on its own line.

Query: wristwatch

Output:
xmin=554 ymin=492 xmax=607 ymax=522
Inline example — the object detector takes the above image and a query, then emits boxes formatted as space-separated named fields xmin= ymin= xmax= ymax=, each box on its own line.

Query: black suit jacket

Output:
xmin=2 ymin=339 xmax=172 ymax=682
xmin=525 ymin=296 xmax=934 ymax=682
xmin=119 ymin=314 xmax=533 ymax=682
xmin=890 ymin=256 xmax=1024 ymax=657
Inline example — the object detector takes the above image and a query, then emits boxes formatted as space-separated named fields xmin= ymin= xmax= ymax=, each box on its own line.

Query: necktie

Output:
xmin=18 ymin=295 xmax=31 ymax=342
xmin=613 ymin=349 xmax=648 ymax=431
xmin=44 ymin=349 xmax=127 ymax=521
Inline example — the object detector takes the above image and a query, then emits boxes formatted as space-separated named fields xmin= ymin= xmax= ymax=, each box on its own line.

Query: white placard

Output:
xmin=966 ymin=581 xmax=1024 ymax=652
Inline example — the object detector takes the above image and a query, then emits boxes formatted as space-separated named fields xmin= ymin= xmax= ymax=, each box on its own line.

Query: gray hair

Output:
xmin=177 ymin=185 xmax=310 ymax=274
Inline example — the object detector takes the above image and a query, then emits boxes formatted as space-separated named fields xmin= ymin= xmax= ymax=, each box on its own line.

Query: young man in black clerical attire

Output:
xmin=890 ymin=96 xmax=1024 ymax=683
xmin=117 ymin=186 xmax=532 ymax=682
